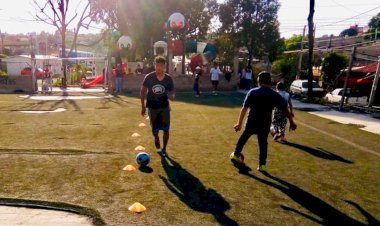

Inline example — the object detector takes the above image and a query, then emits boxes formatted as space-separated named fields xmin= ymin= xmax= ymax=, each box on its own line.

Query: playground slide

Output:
xmin=82 ymin=74 xmax=104 ymax=88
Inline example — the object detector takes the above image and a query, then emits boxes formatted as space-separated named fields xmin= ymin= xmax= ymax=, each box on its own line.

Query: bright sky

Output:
xmin=0 ymin=0 xmax=103 ymax=35
xmin=0 ymin=0 xmax=379 ymax=38
xmin=279 ymin=0 xmax=380 ymax=38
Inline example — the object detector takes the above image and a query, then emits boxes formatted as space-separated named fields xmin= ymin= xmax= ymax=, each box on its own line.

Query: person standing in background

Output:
xmin=193 ymin=66 xmax=202 ymax=97
xmin=210 ymin=62 xmax=222 ymax=95
xmin=115 ymin=64 xmax=125 ymax=94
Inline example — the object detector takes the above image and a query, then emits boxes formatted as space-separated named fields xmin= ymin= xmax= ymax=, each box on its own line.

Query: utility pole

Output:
xmin=307 ymin=0 xmax=315 ymax=101
xmin=0 ymin=29 xmax=3 ymax=55
xmin=368 ymin=57 xmax=380 ymax=107
xmin=297 ymin=25 xmax=306 ymax=79
xmin=30 ymin=34 xmax=37 ymax=93
xmin=339 ymin=46 xmax=356 ymax=111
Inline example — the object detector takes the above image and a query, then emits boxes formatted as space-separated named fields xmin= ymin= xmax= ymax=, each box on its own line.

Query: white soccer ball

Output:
xmin=136 ymin=152 xmax=150 ymax=166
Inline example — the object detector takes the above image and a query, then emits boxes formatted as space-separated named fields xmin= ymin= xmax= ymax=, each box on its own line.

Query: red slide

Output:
xmin=82 ymin=74 xmax=104 ymax=89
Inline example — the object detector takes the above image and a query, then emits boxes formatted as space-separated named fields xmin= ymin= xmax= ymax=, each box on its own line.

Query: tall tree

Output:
xmin=365 ymin=13 xmax=380 ymax=41
xmin=320 ymin=52 xmax=347 ymax=89
xmin=33 ymin=0 xmax=95 ymax=87
xmin=368 ymin=13 xmax=380 ymax=29
xmin=218 ymin=0 xmax=282 ymax=65
xmin=91 ymin=0 xmax=217 ymax=61
xmin=339 ymin=25 xmax=359 ymax=37
xmin=285 ymin=34 xmax=308 ymax=51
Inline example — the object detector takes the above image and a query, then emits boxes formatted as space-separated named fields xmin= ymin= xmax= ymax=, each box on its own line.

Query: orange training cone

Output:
xmin=131 ymin=132 xmax=141 ymax=137
xmin=128 ymin=202 xmax=146 ymax=213
xmin=123 ymin=165 xmax=136 ymax=171
xmin=134 ymin=145 xmax=145 ymax=151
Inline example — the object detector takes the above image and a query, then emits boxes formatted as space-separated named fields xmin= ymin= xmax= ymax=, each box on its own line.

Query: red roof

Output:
xmin=352 ymin=62 xmax=378 ymax=74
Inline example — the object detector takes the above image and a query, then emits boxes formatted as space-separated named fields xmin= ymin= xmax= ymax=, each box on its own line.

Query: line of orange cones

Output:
xmin=123 ymin=121 xmax=148 ymax=213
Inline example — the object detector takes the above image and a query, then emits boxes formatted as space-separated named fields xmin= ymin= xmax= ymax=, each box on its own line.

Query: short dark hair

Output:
xmin=154 ymin=56 xmax=166 ymax=64
xmin=257 ymin=71 xmax=271 ymax=85
xmin=276 ymin=82 xmax=285 ymax=90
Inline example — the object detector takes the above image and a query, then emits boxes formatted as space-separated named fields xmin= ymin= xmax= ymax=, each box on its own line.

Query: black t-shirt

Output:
xmin=143 ymin=72 xmax=174 ymax=109
xmin=243 ymin=86 xmax=286 ymax=133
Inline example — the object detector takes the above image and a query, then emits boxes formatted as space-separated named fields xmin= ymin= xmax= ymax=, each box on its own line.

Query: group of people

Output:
xmin=140 ymin=56 xmax=297 ymax=172
xmin=192 ymin=62 xmax=227 ymax=97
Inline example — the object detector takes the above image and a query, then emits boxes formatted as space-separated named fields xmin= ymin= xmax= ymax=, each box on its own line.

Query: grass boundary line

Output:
xmin=297 ymin=121 xmax=380 ymax=157
xmin=0 ymin=198 xmax=105 ymax=226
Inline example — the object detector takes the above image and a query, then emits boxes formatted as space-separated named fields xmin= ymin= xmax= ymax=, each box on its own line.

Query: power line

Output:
xmin=319 ymin=5 xmax=380 ymax=28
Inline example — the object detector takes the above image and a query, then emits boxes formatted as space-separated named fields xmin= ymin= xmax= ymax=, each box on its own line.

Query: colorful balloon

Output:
xmin=168 ymin=12 xmax=185 ymax=30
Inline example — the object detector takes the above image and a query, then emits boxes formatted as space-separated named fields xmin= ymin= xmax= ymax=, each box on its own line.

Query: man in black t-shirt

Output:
xmin=231 ymin=71 xmax=297 ymax=172
xmin=140 ymin=56 xmax=175 ymax=157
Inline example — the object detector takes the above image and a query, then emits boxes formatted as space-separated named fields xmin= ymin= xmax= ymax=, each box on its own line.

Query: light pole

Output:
xmin=0 ymin=29 xmax=4 ymax=55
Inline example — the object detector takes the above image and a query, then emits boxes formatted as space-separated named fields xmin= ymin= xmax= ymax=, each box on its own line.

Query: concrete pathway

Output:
xmin=292 ymin=99 xmax=380 ymax=135
xmin=0 ymin=206 xmax=93 ymax=226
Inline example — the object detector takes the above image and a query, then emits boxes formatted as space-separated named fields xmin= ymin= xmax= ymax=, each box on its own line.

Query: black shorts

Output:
xmin=211 ymin=80 xmax=219 ymax=86
xmin=148 ymin=106 xmax=171 ymax=133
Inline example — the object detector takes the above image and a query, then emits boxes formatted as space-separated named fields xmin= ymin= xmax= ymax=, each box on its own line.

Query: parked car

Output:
xmin=20 ymin=67 xmax=45 ymax=79
xmin=324 ymin=88 xmax=368 ymax=106
xmin=290 ymin=80 xmax=325 ymax=97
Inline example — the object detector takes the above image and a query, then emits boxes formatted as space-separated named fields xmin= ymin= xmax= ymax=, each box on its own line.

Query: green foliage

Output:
xmin=69 ymin=65 xmax=88 ymax=85
xmin=363 ymin=28 xmax=380 ymax=42
xmin=214 ymin=35 xmax=235 ymax=66
xmin=0 ymin=70 xmax=7 ymax=76
xmin=321 ymin=52 xmax=347 ymax=88
xmin=272 ymin=58 xmax=293 ymax=76
xmin=218 ymin=0 xmax=282 ymax=64
xmin=91 ymin=0 xmax=217 ymax=61
xmin=272 ymin=52 xmax=298 ymax=86
xmin=339 ymin=26 xmax=358 ymax=37
xmin=284 ymin=34 xmax=308 ymax=51
xmin=368 ymin=13 xmax=380 ymax=29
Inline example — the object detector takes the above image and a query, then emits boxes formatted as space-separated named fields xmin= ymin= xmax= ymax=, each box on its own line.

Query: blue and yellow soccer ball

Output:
xmin=136 ymin=152 xmax=150 ymax=166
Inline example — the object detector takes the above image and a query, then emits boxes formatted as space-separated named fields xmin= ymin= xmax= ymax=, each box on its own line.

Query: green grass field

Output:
xmin=0 ymin=92 xmax=379 ymax=226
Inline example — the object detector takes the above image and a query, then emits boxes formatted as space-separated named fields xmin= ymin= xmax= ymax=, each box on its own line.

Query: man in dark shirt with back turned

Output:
xmin=140 ymin=56 xmax=175 ymax=157
xmin=230 ymin=71 xmax=297 ymax=172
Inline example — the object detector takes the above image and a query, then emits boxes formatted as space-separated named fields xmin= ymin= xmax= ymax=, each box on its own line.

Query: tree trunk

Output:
xmin=61 ymin=27 xmax=67 ymax=88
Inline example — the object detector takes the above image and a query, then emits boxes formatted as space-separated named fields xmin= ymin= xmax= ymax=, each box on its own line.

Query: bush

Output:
xmin=0 ymin=70 xmax=7 ymax=76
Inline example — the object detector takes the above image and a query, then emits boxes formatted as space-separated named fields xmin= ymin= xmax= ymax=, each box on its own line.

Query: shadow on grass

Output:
xmin=0 ymin=148 xmax=115 ymax=156
xmin=0 ymin=198 xmax=105 ymax=226
xmin=125 ymin=92 xmax=245 ymax=108
xmin=285 ymin=142 xmax=353 ymax=163
xmin=138 ymin=166 xmax=153 ymax=173
xmin=160 ymin=156 xmax=238 ymax=226
xmin=240 ymin=171 xmax=379 ymax=225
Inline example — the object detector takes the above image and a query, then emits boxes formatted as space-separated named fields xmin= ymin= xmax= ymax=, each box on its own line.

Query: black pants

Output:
xmin=235 ymin=129 xmax=269 ymax=166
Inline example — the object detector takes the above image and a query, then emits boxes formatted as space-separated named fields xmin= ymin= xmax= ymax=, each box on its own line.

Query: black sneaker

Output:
xmin=160 ymin=149 xmax=167 ymax=157
xmin=155 ymin=137 xmax=160 ymax=149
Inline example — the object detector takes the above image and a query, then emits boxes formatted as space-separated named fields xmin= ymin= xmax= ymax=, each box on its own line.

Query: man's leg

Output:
xmin=257 ymin=131 xmax=269 ymax=166
xmin=153 ymin=132 xmax=160 ymax=149
xmin=163 ymin=131 xmax=169 ymax=150
xmin=148 ymin=108 xmax=161 ymax=149
xmin=160 ymin=107 xmax=171 ymax=157
xmin=234 ymin=129 xmax=254 ymax=155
